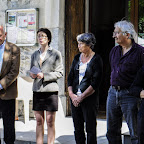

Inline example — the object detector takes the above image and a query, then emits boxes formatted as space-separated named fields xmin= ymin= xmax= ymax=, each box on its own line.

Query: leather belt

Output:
xmin=112 ymin=86 xmax=125 ymax=91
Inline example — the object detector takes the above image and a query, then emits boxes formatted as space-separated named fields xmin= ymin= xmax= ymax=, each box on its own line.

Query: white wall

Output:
xmin=0 ymin=0 xmax=66 ymax=115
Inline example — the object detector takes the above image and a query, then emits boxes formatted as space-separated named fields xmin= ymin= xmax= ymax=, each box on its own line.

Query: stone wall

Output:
xmin=0 ymin=0 xmax=66 ymax=115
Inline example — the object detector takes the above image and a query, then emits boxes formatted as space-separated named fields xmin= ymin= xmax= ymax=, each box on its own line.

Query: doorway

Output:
xmin=89 ymin=0 xmax=128 ymax=112
xmin=65 ymin=0 xmax=141 ymax=116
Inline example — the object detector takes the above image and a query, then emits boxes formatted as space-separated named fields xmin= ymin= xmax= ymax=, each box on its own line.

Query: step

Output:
xmin=122 ymin=131 xmax=131 ymax=144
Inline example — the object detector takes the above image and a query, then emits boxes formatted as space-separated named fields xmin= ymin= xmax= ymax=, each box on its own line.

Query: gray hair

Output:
xmin=76 ymin=33 xmax=96 ymax=50
xmin=114 ymin=20 xmax=137 ymax=41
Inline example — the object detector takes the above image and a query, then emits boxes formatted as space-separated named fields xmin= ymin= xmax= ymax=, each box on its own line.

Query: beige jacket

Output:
xmin=0 ymin=42 xmax=20 ymax=100
xmin=30 ymin=47 xmax=63 ymax=92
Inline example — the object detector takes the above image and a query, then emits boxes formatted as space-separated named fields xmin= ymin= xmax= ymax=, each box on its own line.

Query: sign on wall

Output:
xmin=5 ymin=8 xmax=39 ymax=46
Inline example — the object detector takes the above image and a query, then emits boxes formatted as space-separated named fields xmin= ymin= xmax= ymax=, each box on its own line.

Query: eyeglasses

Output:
xmin=37 ymin=35 xmax=47 ymax=39
xmin=78 ymin=42 xmax=85 ymax=46
xmin=113 ymin=32 xmax=126 ymax=36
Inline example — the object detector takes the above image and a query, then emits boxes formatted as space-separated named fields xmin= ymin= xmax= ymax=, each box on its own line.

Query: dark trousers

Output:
xmin=138 ymin=99 xmax=144 ymax=144
xmin=0 ymin=99 xmax=15 ymax=144
xmin=70 ymin=94 xmax=98 ymax=144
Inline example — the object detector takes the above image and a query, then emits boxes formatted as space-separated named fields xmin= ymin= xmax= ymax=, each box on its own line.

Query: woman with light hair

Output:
xmin=68 ymin=33 xmax=103 ymax=144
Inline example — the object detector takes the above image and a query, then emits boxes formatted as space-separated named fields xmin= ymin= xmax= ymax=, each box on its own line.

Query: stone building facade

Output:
xmin=0 ymin=0 xmax=143 ymax=118
xmin=0 ymin=0 xmax=66 ymax=116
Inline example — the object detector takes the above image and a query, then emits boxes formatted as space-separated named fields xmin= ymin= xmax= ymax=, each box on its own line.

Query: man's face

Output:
xmin=113 ymin=27 xmax=126 ymax=45
xmin=0 ymin=26 xmax=7 ymax=45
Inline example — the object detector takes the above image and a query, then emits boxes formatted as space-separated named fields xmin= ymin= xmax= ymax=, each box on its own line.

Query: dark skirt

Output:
xmin=33 ymin=91 xmax=58 ymax=111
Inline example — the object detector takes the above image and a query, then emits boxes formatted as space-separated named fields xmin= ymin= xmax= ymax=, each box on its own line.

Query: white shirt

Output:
xmin=77 ymin=54 xmax=90 ymax=96
xmin=39 ymin=46 xmax=53 ymax=61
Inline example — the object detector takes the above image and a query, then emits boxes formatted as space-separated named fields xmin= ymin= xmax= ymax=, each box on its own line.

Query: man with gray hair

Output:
xmin=0 ymin=24 xmax=20 ymax=144
xmin=106 ymin=20 xmax=144 ymax=144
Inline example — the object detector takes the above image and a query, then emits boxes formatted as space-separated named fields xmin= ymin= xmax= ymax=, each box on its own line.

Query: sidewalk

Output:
xmin=15 ymin=117 xmax=128 ymax=144
xmin=0 ymin=99 xmax=129 ymax=144
xmin=0 ymin=117 xmax=129 ymax=144
xmin=8 ymin=77 xmax=129 ymax=143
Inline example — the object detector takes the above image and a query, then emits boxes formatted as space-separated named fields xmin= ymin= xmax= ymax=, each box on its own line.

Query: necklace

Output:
xmin=81 ymin=52 xmax=95 ymax=63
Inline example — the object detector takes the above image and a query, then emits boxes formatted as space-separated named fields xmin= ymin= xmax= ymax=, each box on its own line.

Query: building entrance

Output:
xmin=89 ymin=0 xmax=128 ymax=112
xmin=65 ymin=0 xmax=143 ymax=115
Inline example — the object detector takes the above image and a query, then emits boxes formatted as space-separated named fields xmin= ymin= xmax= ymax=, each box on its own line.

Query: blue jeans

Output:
xmin=137 ymin=99 xmax=144 ymax=144
xmin=106 ymin=86 xmax=138 ymax=144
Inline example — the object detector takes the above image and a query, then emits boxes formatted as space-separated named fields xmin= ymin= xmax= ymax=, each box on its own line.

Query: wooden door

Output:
xmin=65 ymin=0 xmax=139 ymax=115
xmin=65 ymin=0 xmax=85 ymax=115
xmin=130 ymin=0 xmax=138 ymax=33
xmin=88 ymin=0 xmax=131 ymax=112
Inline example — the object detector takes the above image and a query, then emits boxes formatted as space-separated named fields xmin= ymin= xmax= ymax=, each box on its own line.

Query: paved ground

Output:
xmin=0 ymin=116 xmax=129 ymax=144
xmin=5 ymin=77 xmax=129 ymax=144
xmin=0 ymin=95 xmax=129 ymax=144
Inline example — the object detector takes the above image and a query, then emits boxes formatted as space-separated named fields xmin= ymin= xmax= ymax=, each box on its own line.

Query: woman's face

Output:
xmin=78 ymin=41 xmax=91 ymax=53
xmin=37 ymin=31 xmax=49 ymax=46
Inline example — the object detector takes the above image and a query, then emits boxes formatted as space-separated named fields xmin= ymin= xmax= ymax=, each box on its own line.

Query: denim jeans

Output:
xmin=106 ymin=86 xmax=138 ymax=144
xmin=138 ymin=99 xmax=144 ymax=144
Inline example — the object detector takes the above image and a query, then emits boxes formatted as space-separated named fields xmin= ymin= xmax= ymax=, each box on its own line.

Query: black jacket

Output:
xmin=68 ymin=53 xmax=103 ymax=95
xmin=129 ymin=66 xmax=144 ymax=97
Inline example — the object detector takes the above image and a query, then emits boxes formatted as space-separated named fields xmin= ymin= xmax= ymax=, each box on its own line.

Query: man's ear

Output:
xmin=126 ymin=33 xmax=131 ymax=39
xmin=5 ymin=32 xmax=7 ymax=36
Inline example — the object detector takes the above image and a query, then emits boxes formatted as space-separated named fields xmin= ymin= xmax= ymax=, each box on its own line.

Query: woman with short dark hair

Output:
xmin=30 ymin=28 xmax=63 ymax=144
xmin=68 ymin=33 xmax=103 ymax=144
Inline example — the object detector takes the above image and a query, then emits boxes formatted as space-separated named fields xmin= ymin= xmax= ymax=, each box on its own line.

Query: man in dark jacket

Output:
xmin=130 ymin=66 xmax=144 ymax=144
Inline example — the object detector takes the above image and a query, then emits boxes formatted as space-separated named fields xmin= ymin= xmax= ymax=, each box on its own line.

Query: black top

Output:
xmin=68 ymin=53 xmax=103 ymax=95
xmin=130 ymin=66 xmax=144 ymax=97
